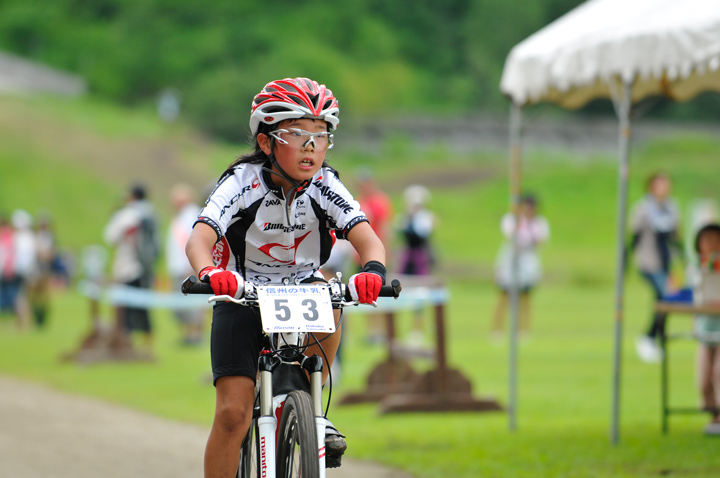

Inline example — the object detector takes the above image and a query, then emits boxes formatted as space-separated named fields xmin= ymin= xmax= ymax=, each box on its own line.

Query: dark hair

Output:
xmin=646 ymin=171 xmax=670 ymax=192
xmin=695 ymin=223 xmax=720 ymax=253
xmin=520 ymin=193 xmax=537 ymax=208
xmin=130 ymin=183 xmax=147 ymax=200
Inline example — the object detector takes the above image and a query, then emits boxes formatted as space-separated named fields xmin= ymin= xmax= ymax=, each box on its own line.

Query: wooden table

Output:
xmin=340 ymin=275 xmax=502 ymax=414
xmin=655 ymin=301 xmax=720 ymax=433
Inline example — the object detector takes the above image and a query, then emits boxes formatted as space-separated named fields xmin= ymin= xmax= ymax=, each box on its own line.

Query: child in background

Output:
xmin=691 ymin=223 xmax=720 ymax=435
xmin=398 ymin=184 xmax=436 ymax=345
xmin=492 ymin=194 xmax=550 ymax=336
xmin=398 ymin=185 xmax=435 ymax=277
xmin=631 ymin=172 xmax=682 ymax=363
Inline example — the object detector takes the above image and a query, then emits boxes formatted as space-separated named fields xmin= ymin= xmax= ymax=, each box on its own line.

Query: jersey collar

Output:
xmin=261 ymin=162 xmax=312 ymax=199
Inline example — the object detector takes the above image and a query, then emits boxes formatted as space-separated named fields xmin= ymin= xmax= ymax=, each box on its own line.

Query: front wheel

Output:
xmin=237 ymin=416 xmax=260 ymax=478
xmin=276 ymin=390 xmax=320 ymax=478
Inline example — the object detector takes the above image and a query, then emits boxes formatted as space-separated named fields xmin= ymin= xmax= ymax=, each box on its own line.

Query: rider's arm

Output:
xmin=185 ymin=222 xmax=219 ymax=275
xmin=346 ymin=221 xmax=386 ymax=267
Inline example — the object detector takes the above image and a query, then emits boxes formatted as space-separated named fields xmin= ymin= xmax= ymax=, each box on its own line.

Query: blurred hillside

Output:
xmin=9 ymin=0 xmax=720 ymax=142
xmin=4 ymin=0 xmax=719 ymax=143
xmin=2 ymin=92 xmax=719 ymax=290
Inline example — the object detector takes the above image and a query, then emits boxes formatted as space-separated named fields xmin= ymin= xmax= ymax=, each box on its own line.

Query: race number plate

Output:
xmin=257 ymin=285 xmax=335 ymax=333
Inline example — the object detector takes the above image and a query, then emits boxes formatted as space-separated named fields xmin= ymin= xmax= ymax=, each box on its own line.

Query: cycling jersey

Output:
xmin=196 ymin=162 xmax=368 ymax=283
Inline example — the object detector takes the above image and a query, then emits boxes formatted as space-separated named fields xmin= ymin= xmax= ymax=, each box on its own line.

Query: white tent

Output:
xmin=499 ymin=0 xmax=720 ymax=443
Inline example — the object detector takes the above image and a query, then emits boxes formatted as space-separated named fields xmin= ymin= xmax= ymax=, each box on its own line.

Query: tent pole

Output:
xmin=610 ymin=79 xmax=633 ymax=445
xmin=508 ymin=101 xmax=523 ymax=432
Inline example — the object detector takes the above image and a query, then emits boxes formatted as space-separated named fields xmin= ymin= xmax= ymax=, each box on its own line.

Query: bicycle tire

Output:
xmin=237 ymin=417 xmax=261 ymax=478
xmin=276 ymin=390 xmax=320 ymax=478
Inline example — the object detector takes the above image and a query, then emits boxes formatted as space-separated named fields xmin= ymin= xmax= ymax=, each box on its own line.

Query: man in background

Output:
xmin=166 ymin=183 xmax=204 ymax=345
xmin=104 ymin=183 xmax=159 ymax=352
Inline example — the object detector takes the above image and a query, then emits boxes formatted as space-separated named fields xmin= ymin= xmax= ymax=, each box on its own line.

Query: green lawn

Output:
xmin=1 ymin=276 xmax=717 ymax=477
xmin=1 ymin=95 xmax=719 ymax=477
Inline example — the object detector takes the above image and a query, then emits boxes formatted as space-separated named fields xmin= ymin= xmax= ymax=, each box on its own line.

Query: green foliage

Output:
xmin=0 ymin=0 xmax=592 ymax=139
xmin=4 ymin=0 xmax=716 ymax=140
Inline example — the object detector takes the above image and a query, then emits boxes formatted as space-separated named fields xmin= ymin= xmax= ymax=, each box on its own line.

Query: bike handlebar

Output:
xmin=182 ymin=275 xmax=213 ymax=295
xmin=181 ymin=275 xmax=402 ymax=300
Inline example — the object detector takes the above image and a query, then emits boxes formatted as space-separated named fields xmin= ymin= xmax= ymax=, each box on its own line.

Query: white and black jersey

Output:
xmin=196 ymin=162 xmax=368 ymax=283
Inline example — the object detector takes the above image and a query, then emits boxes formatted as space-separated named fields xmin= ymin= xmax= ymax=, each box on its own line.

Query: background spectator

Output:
xmin=630 ymin=172 xmax=682 ymax=363
xmin=492 ymin=194 xmax=550 ymax=337
xmin=0 ymin=213 xmax=17 ymax=317
xmin=689 ymin=223 xmax=720 ymax=435
xmin=104 ymin=183 xmax=159 ymax=351
xmin=356 ymin=170 xmax=393 ymax=344
xmin=28 ymin=212 xmax=56 ymax=328
xmin=398 ymin=184 xmax=436 ymax=276
xmin=166 ymin=183 xmax=204 ymax=345
xmin=10 ymin=209 xmax=36 ymax=329
xmin=397 ymin=184 xmax=437 ymax=346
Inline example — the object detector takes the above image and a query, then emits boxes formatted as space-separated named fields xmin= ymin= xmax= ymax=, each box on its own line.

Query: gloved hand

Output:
xmin=348 ymin=272 xmax=383 ymax=304
xmin=199 ymin=266 xmax=244 ymax=299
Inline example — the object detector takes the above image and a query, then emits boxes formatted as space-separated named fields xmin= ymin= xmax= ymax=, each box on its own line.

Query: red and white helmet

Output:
xmin=250 ymin=77 xmax=340 ymax=135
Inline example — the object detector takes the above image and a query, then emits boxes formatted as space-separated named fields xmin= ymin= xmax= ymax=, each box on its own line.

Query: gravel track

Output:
xmin=0 ymin=374 xmax=414 ymax=478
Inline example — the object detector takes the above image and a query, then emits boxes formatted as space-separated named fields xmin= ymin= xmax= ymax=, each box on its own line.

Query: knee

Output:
xmin=214 ymin=401 xmax=252 ymax=436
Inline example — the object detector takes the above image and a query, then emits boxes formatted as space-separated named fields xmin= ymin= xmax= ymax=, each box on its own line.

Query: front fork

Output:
xmin=303 ymin=355 xmax=327 ymax=477
xmin=258 ymin=354 xmax=279 ymax=478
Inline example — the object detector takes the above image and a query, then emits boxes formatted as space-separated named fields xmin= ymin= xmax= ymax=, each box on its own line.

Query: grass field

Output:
xmin=1 ymin=279 xmax=717 ymax=477
xmin=1 ymin=94 xmax=719 ymax=477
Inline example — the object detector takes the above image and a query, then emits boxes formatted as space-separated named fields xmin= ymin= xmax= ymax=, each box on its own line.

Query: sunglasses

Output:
xmin=269 ymin=128 xmax=334 ymax=151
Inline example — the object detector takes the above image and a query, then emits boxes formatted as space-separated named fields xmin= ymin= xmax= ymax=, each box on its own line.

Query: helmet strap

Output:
xmin=262 ymin=137 xmax=304 ymax=194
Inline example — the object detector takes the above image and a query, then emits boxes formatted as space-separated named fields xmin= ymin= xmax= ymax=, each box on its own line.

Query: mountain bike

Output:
xmin=182 ymin=274 xmax=402 ymax=478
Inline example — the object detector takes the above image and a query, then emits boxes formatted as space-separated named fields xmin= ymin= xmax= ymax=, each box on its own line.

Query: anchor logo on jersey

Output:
xmin=258 ymin=231 xmax=312 ymax=264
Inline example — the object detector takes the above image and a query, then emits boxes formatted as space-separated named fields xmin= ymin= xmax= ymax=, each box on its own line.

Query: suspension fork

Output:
xmin=258 ymin=354 xmax=280 ymax=478
xmin=303 ymin=355 xmax=326 ymax=474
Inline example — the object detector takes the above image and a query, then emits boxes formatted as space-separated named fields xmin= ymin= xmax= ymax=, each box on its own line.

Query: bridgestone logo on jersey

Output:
xmin=263 ymin=223 xmax=307 ymax=232
xmin=313 ymin=181 xmax=354 ymax=214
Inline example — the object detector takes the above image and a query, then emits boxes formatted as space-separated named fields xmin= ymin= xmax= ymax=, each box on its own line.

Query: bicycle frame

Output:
xmin=254 ymin=348 xmax=326 ymax=478
xmin=211 ymin=282 xmax=339 ymax=478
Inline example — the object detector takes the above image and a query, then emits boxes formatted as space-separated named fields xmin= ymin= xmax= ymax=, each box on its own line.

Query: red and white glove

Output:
xmin=199 ymin=266 xmax=244 ymax=299
xmin=348 ymin=272 xmax=383 ymax=304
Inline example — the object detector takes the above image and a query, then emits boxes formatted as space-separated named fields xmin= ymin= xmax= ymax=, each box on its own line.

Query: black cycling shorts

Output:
xmin=210 ymin=301 xmax=264 ymax=386
xmin=209 ymin=275 xmax=329 ymax=386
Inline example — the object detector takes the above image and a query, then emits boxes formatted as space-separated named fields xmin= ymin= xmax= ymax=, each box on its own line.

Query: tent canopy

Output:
xmin=499 ymin=0 xmax=720 ymax=442
xmin=500 ymin=0 xmax=720 ymax=108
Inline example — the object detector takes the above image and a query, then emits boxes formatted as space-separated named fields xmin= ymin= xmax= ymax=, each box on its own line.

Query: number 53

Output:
xmin=274 ymin=299 xmax=319 ymax=321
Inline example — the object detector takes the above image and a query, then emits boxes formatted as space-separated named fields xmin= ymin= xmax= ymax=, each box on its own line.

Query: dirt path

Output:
xmin=0 ymin=374 xmax=414 ymax=478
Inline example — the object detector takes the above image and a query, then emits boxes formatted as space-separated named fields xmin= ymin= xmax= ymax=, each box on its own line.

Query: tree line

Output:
xmin=0 ymin=0 xmax=714 ymax=141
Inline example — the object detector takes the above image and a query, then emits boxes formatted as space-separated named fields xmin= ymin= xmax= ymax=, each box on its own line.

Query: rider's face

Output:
xmin=259 ymin=118 xmax=329 ymax=192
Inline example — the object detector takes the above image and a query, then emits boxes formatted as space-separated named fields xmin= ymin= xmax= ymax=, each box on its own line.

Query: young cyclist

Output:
xmin=185 ymin=77 xmax=387 ymax=476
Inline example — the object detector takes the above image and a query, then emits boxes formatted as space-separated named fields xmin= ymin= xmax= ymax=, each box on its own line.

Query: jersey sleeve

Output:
xmin=319 ymin=170 xmax=368 ymax=239
xmin=533 ymin=216 xmax=550 ymax=242
xmin=500 ymin=213 xmax=515 ymax=240
xmin=104 ymin=207 xmax=140 ymax=246
xmin=195 ymin=169 xmax=248 ymax=242
xmin=629 ymin=201 xmax=647 ymax=232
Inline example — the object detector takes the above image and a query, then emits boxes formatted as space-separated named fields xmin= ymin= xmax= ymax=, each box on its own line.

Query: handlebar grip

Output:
xmin=380 ymin=279 xmax=402 ymax=298
xmin=181 ymin=275 xmax=214 ymax=295
xmin=344 ymin=278 xmax=402 ymax=300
